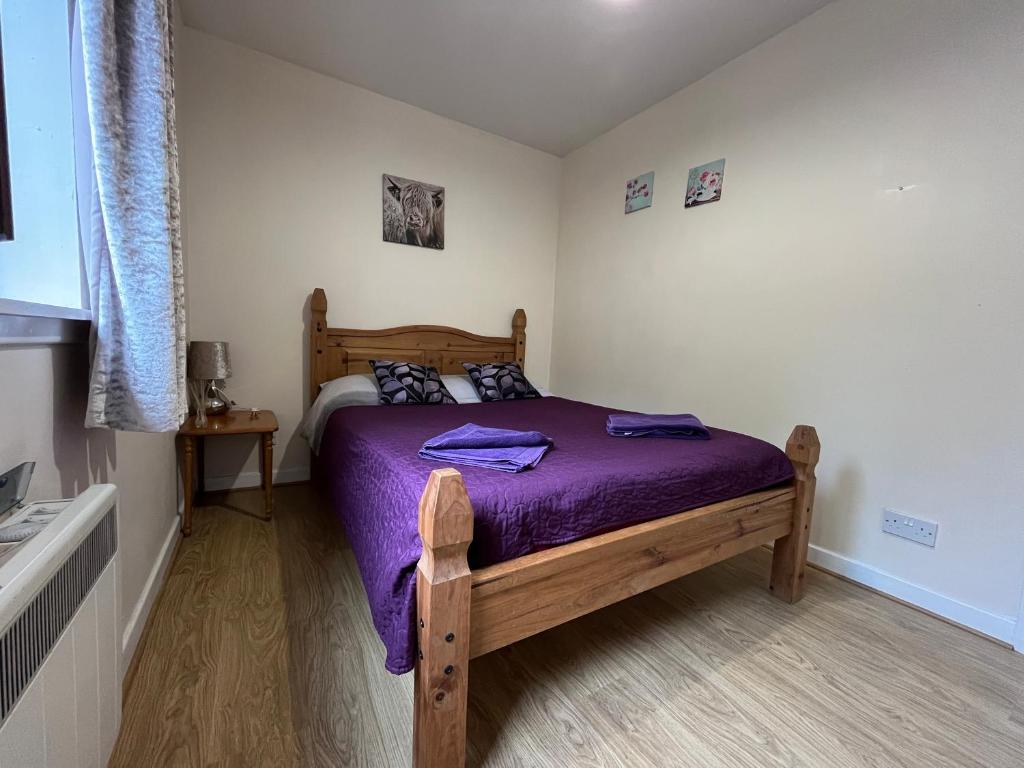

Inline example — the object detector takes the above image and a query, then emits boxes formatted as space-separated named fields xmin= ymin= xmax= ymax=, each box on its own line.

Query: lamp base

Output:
xmin=189 ymin=380 xmax=233 ymax=427
xmin=204 ymin=395 xmax=229 ymax=417
xmin=205 ymin=382 xmax=233 ymax=416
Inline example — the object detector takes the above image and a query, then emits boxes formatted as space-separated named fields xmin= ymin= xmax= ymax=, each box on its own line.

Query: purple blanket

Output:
xmin=607 ymin=412 xmax=711 ymax=439
xmin=419 ymin=423 xmax=552 ymax=472
xmin=318 ymin=397 xmax=794 ymax=674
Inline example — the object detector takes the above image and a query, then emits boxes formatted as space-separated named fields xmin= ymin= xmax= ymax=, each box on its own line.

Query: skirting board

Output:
xmin=807 ymin=544 xmax=1019 ymax=648
xmin=1014 ymin=587 xmax=1024 ymax=653
xmin=121 ymin=514 xmax=180 ymax=665
xmin=203 ymin=465 xmax=310 ymax=492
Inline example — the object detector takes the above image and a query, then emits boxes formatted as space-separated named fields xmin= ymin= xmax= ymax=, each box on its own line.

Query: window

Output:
xmin=0 ymin=2 xmax=89 ymax=336
xmin=0 ymin=1 xmax=85 ymax=315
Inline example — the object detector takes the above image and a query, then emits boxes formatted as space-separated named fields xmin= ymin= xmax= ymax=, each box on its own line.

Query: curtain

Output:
xmin=79 ymin=0 xmax=186 ymax=431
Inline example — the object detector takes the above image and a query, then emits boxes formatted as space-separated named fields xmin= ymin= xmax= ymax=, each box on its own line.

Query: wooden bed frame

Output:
xmin=309 ymin=288 xmax=820 ymax=768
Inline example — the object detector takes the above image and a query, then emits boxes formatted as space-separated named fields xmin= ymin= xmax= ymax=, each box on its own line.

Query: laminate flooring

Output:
xmin=110 ymin=485 xmax=1024 ymax=767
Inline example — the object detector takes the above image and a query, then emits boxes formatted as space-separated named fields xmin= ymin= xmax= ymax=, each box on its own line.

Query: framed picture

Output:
xmin=624 ymin=171 xmax=654 ymax=214
xmin=383 ymin=174 xmax=445 ymax=249
xmin=685 ymin=159 xmax=725 ymax=209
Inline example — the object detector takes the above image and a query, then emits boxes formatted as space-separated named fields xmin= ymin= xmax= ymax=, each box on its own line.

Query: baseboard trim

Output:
xmin=203 ymin=465 xmax=310 ymax=492
xmin=807 ymin=544 xmax=1017 ymax=646
xmin=1014 ymin=587 xmax=1024 ymax=653
xmin=121 ymin=514 xmax=180 ymax=664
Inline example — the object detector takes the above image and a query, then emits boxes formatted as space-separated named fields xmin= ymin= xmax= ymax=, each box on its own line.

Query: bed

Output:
xmin=307 ymin=288 xmax=820 ymax=768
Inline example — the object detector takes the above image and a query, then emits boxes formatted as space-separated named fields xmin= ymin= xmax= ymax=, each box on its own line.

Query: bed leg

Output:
xmin=414 ymin=468 xmax=474 ymax=768
xmin=770 ymin=425 xmax=820 ymax=603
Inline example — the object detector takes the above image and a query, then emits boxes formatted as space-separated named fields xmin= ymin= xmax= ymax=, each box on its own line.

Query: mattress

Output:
xmin=317 ymin=396 xmax=794 ymax=674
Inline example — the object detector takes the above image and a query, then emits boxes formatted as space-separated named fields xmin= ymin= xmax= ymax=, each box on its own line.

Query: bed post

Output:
xmin=511 ymin=308 xmax=526 ymax=367
xmin=414 ymin=468 xmax=474 ymax=768
xmin=770 ymin=425 xmax=820 ymax=603
xmin=310 ymin=288 xmax=328 ymax=405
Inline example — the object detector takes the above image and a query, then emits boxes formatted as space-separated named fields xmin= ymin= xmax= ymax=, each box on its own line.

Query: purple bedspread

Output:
xmin=318 ymin=397 xmax=794 ymax=674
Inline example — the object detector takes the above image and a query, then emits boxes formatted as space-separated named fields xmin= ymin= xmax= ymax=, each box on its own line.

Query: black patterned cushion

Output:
xmin=462 ymin=362 xmax=540 ymax=402
xmin=369 ymin=361 xmax=456 ymax=405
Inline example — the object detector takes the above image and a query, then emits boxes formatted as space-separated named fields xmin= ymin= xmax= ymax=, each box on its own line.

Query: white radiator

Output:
xmin=0 ymin=485 xmax=120 ymax=768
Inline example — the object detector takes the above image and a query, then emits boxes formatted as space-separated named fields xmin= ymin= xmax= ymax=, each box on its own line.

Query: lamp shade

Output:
xmin=187 ymin=341 xmax=231 ymax=380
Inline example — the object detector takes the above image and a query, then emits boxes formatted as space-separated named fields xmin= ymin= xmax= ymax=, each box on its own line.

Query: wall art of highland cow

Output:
xmin=383 ymin=174 xmax=445 ymax=249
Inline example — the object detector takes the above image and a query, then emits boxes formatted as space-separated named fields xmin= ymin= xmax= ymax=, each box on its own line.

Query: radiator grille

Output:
xmin=0 ymin=506 xmax=117 ymax=726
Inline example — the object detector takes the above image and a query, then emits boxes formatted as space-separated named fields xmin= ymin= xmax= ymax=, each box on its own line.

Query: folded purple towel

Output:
xmin=419 ymin=423 xmax=553 ymax=473
xmin=606 ymin=412 xmax=711 ymax=440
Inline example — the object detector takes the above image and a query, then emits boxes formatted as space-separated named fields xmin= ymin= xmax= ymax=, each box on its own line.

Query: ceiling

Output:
xmin=180 ymin=0 xmax=834 ymax=156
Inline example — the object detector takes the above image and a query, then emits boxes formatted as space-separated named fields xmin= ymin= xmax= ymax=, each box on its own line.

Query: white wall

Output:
xmin=0 ymin=344 xmax=180 ymax=665
xmin=0 ymin=0 xmax=83 ymax=309
xmin=552 ymin=0 xmax=1024 ymax=633
xmin=177 ymin=29 xmax=562 ymax=483
xmin=0 ymin=2 xmax=183 ymax=668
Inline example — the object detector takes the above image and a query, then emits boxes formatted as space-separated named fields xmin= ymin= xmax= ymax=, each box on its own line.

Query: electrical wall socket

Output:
xmin=882 ymin=509 xmax=938 ymax=547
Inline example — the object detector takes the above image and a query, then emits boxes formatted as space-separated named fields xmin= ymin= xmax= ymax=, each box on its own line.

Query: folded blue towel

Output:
xmin=419 ymin=423 xmax=553 ymax=473
xmin=606 ymin=412 xmax=711 ymax=440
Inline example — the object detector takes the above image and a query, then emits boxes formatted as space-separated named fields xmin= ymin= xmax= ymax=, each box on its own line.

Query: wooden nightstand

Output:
xmin=178 ymin=409 xmax=279 ymax=536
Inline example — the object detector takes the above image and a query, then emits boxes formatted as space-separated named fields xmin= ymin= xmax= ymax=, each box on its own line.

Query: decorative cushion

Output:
xmin=369 ymin=361 xmax=456 ymax=405
xmin=462 ymin=362 xmax=541 ymax=402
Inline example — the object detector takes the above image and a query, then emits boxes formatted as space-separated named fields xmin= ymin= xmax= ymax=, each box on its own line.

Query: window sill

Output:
xmin=0 ymin=299 xmax=90 ymax=346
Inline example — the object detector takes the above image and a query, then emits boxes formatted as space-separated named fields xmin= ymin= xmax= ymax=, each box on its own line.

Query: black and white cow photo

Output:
xmin=382 ymin=174 xmax=445 ymax=249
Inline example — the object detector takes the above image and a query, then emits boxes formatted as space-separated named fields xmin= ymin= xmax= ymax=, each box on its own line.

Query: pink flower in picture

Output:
xmin=685 ymin=159 xmax=726 ymax=208
xmin=624 ymin=171 xmax=655 ymax=214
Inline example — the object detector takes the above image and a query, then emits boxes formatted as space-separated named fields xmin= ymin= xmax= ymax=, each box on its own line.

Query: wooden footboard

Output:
xmin=413 ymin=425 xmax=820 ymax=767
xmin=414 ymin=469 xmax=473 ymax=768
xmin=769 ymin=425 xmax=820 ymax=602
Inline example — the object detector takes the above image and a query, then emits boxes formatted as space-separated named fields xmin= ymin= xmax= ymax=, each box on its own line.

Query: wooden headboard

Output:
xmin=309 ymin=288 xmax=526 ymax=402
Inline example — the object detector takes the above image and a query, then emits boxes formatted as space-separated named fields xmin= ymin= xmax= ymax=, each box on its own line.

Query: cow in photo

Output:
xmin=382 ymin=174 xmax=445 ymax=249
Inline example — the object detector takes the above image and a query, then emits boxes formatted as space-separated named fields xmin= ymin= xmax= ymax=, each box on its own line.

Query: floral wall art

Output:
xmin=685 ymin=159 xmax=725 ymax=208
xmin=624 ymin=171 xmax=654 ymax=214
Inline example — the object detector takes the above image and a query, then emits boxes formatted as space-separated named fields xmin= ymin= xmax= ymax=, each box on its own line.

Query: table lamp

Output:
xmin=187 ymin=341 xmax=232 ymax=427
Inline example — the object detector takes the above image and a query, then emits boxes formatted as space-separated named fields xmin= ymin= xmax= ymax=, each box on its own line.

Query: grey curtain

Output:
xmin=79 ymin=0 xmax=186 ymax=431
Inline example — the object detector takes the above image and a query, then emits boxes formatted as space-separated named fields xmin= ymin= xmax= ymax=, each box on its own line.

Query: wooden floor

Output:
xmin=111 ymin=485 xmax=1024 ymax=767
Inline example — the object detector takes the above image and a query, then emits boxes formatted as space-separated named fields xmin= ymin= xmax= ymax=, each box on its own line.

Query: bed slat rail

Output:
xmin=468 ymin=486 xmax=796 ymax=659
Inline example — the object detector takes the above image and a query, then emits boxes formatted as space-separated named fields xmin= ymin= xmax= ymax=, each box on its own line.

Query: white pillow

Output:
xmin=301 ymin=374 xmax=379 ymax=452
xmin=441 ymin=374 xmax=551 ymax=402
xmin=319 ymin=372 xmax=379 ymax=399
xmin=440 ymin=375 xmax=482 ymax=404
